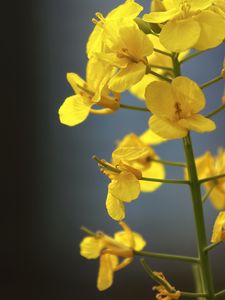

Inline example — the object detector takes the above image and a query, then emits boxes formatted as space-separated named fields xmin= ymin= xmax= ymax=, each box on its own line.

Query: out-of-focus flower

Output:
xmin=211 ymin=211 xmax=225 ymax=243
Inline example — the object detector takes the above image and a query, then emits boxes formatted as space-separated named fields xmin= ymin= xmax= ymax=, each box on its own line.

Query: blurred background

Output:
xmin=2 ymin=0 xmax=225 ymax=299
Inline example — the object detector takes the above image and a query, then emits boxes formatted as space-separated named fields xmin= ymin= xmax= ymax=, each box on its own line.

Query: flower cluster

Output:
xmin=58 ymin=0 xmax=225 ymax=298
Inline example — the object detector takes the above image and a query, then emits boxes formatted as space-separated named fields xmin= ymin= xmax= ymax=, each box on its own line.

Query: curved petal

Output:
xmin=58 ymin=95 xmax=91 ymax=126
xmin=178 ymin=115 xmax=216 ymax=133
xmin=97 ymin=254 xmax=117 ymax=291
xmin=106 ymin=192 xmax=125 ymax=221
xmin=140 ymin=160 xmax=165 ymax=192
xmin=211 ymin=212 xmax=225 ymax=243
xmin=160 ymin=18 xmax=201 ymax=52
xmin=145 ymin=81 xmax=176 ymax=119
xmin=172 ymin=0 xmax=213 ymax=10
xmin=143 ymin=8 xmax=179 ymax=23
xmin=67 ymin=73 xmax=85 ymax=94
xmin=109 ymin=62 xmax=146 ymax=93
xmin=140 ymin=129 xmax=167 ymax=145
xmin=172 ymin=76 xmax=206 ymax=114
xmin=112 ymin=146 xmax=150 ymax=162
xmin=107 ymin=0 xmax=143 ymax=19
xmin=109 ymin=172 xmax=140 ymax=203
xmin=149 ymin=115 xmax=188 ymax=139
xmin=86 ymin=25 xmax=104 ymax=58
xmin=80 ymin=237 xmax=103 ymax=259
xmin=208 ymin=187 xmax=225 ymax=210
xmin=114 ymin=231 xmax=146 ymax=251
xmin=194 ymin=11 xmax=225 ymax=50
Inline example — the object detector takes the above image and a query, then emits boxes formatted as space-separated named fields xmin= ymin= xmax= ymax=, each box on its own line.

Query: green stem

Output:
xmin=141 ymin=177 xmax=189 ymax=185
xmin=153 ymin=47 xmax=172 ymax=57
xmin=204 ymin=241 xmax=222 ymax=252
xmin=192 ymin=264 xmax=205 ymax=300
xmin=180 ymin=291 xmax=207 ymax=298
xmin=206 ymin=103 xmax=225 ymax=118
xmin=150 ymin=158 xmax=186 ymax=168
xmin=135 ymin=250 xmax=198 ymax=263
xmin=120 ymin=103 xmax=149 ymax=112
xmin=149 ymin=70 xmax=172 ymax=82
xmin=200 ymin=75 xmax=223 ymax=89
xmin=80 ymin=226 xmax=95 ymax=236
xmin=180 ymin=50 xmax=208 ymax=64
xmin=215 ymin=289 xmax=225 ymax=298
xmin=183 ymin=134 xmax=215 ymax=299
xmin=200 ymin=173 xmax=225 ymax=184
xmin=150 ymin=64 xmax=173 ymax=71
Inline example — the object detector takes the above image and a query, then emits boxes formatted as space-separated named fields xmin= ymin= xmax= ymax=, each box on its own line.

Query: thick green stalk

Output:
xmin=183 ymin=134 xmax=215 ymax=299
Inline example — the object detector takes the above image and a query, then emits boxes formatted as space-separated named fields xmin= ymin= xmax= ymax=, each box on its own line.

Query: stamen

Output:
xmin=175 ymin=102 xmax=182 ymax=119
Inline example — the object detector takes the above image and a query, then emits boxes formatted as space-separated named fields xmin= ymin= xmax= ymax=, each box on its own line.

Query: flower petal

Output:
xmin=211 ymin=212 xmax=225 ymax=243
xmin=67 ymin=73 xmax=85 ymax=94
xmin=80 ymin=237 xmax=103 ymax=259
xmin=112 ymin=146 xmax=150 ymax=162
xmin=114 ymin=231 xmax=146 ymax=251
xmin=86 ymin=25 xmax=104 ymax=58
xmin=143 ymin=8 xmax=179 ymax=23
xmin=140 ymin=160 xmax=165 ymax=192
xmin=194 ymin=11 xmax=225 ymax=50
xmin=149 ymin=115 xmax=188 ymax=139
xmin=208 ymin=186 xmax=225 ymax=210
xmin=160 ymin=18 xmax=201 ymax=52
xmin=106 ymin=192 xmax=125 ymax=221
xmin=107 ymin=0 xmax=143 ymax=19
xmin=97 ymin=254 xmax=117 ymax=291
xmin=140 ymin=129 xmax=167 ymax=145
xmin=58 ymin=95 xmax=91 ymax=126
xmin=109 ymin=172 xmax=140 ymax=202
xmin=178 ymin=115 xmax=216 ymax=133
xmin=172 ymin=76 xmax=206 ymax=114
xmin=109 ymin=62 xmax=146 ymax=93
xmin=130 ymin=74 xmax=159 ymax=100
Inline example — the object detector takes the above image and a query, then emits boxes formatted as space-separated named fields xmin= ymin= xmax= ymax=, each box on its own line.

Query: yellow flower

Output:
xmin=143 ymin=0 xmax=225 ymax=52
xmin=58 ymin=58 xmax=119 ymax=126
xmin=130 ymin=35 xmax=188 ymax=100
xmin=152 ymin=272 xmax=181 ymax=300
xmin=95 ymin=22 xmax=154 ymax=93
xmin=139 ymin=129 xmax=167 ymax=145
xmin=101 ymin=161 xmax=142 ymax=221
xmin=87 ymin=0 xmax=143 ymax=58
xmin=80 ymin=221 xmax=146 ymax=291
xmin=211 ymin=211 xmax=225 ymax=243
xmin=146 ymin=76 xmax=216 ymax=139
xmin=112 ymin=133 xmax=165 ymax=192
xmin=195 ymin=149 xmax=225 ymax=210
xmin=211 ymin=0 xmax=225 ymax=19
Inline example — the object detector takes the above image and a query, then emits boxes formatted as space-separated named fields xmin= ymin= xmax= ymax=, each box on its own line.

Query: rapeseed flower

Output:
xmin=80 ymin=221 xmax=146 ymax=291
xmin=58 ymin=58 xmax=119 ymax=126
xmin=146 ymin=76 xmax=216 ymax=139
xmin=112 ymin=133 xmax=165 ymax=192
xmin=143 ymin=0 xmax=225 ymax=52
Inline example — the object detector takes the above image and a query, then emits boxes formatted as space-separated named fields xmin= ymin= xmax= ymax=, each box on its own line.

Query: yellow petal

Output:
xmin=173 ymin=0 xmax=213 ymax=10
xmin=149 ymin=115 xmax=188 ymax=139
xmin=160 ymin=18 xmax=201 ymax=52
xmin=143 ymin=8 xmax=179 ymax=23
xmin=109 ymin=171 xmax=140 ymax=203
xmin=80 ymin=237 xmax=103 ymax=259
xmin=208 ymin=187 xmax=225 ymax=210
xmin=112 ymin=146 xmax=150 ymax=162
xmin=58 ymin=95 xmax=91 ymax=126
xmin=67 ymin=73 xmax=85 ymax=94
xmin=195 ymin=151 xmax=213 ymax=180
xmin=211 ymin=211 xmax=225 ymax=243
xmin=145 ymin=81 xmax=176 ymax=119
xmin=194 ymin=11 xmax=225 ymax=50
xmin=109 ymin=62 xmax=146 ymax=93
xmin=97 ymin=254 xmax=118 ymax=291
xmin=130 ymin=74 xmax=159 ymax=100
xmin=140 ymin=160 xmax=165 ymax=192
xmin=107 ymin=0 xmax=143 ymax=19
xmin=172 ymin=76 xmax=206 ymax=114
xmin=178 ymin=115 xmax=216 ymax=133
xmin=114 ymin=231 xmax=146 ymax=251
xmin=140 ymin=129 xmax=167 ymax=145
xmin=86 ymin=25 xmax=104 ymax=59
xmin=106 ymin=192 xmax=125 ymax=221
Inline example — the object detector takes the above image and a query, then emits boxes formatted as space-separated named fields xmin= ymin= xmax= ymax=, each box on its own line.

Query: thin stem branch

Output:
xmin=135 ymin=250 xmax=199 ymax=263
xmin=204 ymin=241 xmax=222 ymax=252
xmin=200 ymin=75 xmax=223 ymax=89
xmin=206 ymin=103 xmax=225 ymax=118
xmin=149 ymin=70 xmax=172 ymax=82
xmin=120 ymin=103 xmax=149 ymax=112
xmin=202 ymin=185 xmax=216 ymax=203
xmin=92 ymin=155 xmax=120 ymax=173
xmin=200 ymin=173 xmax=225 ymax=184
xmin=153 ymin=47 xmax=172 ymax=57
xmin=180 ymin=291 xmax=207 ymax=298
xmin=80 ymin=226 xmax=95 ymax=236
xmin=150 ymin=158 xmax=186 ymax=168
xmin=141 ymin=177 xmax=189 ymax=185
xmin=215 ymin=289 xmax=225 ymax=298
xmin=180 ymin=50 xmax=208 ymax=64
